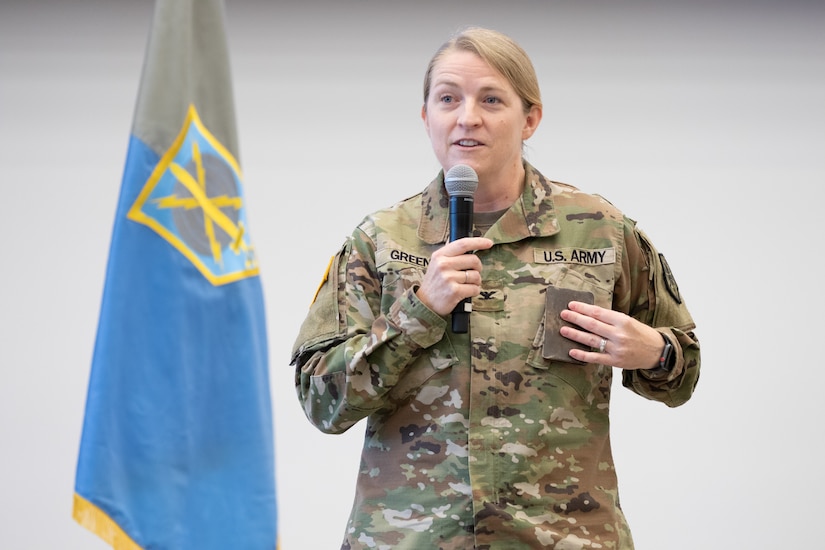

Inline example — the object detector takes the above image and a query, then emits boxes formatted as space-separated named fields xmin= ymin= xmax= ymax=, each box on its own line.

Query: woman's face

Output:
xmin=422 ymin=49 xmax=540 ymax=185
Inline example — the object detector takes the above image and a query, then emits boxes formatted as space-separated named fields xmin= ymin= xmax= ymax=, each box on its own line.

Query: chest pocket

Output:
xmin=376 ymin=247 xmax=429 ymax=314
xmin=526 ymin=266 xmax=614 ymax=401
xmin=376 ymin=249 xmax=463 ymax=404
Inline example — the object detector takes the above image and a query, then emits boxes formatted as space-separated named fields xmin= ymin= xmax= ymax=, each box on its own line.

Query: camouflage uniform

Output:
xmin=291 ymin=162 xmax=700 ymax=549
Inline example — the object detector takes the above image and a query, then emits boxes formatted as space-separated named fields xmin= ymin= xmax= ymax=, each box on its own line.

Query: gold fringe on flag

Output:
xmin=72 ymin=494 xmax=142 ymax=550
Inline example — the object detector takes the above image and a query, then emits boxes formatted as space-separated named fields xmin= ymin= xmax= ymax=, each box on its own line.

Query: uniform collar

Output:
xmin=417 ymin=161 xmax=561 ymax=245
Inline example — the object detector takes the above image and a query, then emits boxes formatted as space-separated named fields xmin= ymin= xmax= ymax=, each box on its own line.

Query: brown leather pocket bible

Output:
xmin=542 ymin=286 xmax=594 ymax=364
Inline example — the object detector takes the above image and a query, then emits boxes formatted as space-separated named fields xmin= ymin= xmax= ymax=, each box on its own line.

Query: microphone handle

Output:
xmin=452 ymin=300 xmax=471 ymax=333
xmin=449 ymin=195 xmax=473 ymax=333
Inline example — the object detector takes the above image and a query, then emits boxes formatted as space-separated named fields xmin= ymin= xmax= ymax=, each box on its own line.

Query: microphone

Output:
xmin=444 ymin=164 xmax=478 ymax=334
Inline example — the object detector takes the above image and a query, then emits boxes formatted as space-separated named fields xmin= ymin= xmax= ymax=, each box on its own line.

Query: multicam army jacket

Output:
xmin=292 ymin=162 xmax=700 ymax=549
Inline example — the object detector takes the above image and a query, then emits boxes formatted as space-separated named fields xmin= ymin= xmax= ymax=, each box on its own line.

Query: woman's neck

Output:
xmin=473 ymin=161 xmax=525 ymax=213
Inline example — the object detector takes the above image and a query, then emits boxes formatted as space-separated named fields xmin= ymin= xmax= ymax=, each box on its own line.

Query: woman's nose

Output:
xmin=458 ymin=100 xmax=482 ymax=127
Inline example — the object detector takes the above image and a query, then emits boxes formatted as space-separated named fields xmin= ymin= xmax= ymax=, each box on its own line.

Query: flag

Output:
xmin=73 ymin=0 xmax=278 ymax=548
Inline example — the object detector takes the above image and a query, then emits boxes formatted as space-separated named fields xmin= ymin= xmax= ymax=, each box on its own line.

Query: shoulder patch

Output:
xmin=311 ymin=255 xmax=334 ymax=307
xmin=658 ymin=253 xmax=682 ymax=304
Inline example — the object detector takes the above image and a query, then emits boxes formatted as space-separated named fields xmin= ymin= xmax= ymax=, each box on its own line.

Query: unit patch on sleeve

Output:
xmin=659 ymin=253 xmax=682 ymax=304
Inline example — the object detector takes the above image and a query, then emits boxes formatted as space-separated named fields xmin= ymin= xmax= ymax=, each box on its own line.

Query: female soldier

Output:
xmin=292 ymin=26 xmax=700 ymax=549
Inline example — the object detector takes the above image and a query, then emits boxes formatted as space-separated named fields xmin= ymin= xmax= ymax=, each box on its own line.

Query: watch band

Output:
xmin=658 ymin=335 xmax=674 ymax=371
xmin=641 ymin=334 xmax=675 ymax=380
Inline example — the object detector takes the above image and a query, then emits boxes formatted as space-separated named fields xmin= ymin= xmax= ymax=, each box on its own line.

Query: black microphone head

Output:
xmin=445 ymin=164 xmax=478 ymax=198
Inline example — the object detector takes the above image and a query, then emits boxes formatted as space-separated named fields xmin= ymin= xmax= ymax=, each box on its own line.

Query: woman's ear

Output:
xmin=522 ymin=105 xmax=542 ymax=140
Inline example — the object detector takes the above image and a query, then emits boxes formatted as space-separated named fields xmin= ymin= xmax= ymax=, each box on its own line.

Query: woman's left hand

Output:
xmin=560 ymin=301 xmax=664 ymax=370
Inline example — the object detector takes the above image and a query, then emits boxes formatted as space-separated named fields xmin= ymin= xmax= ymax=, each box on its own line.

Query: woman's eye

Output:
xmin=484 ymin=96 xmax=500 ymax=104
xmin=439 ymin=95 xmax=454 ymax=104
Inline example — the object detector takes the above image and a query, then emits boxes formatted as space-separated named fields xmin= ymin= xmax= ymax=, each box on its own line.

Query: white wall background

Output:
xmin=2 ymin=0 xmax=823 ymax=548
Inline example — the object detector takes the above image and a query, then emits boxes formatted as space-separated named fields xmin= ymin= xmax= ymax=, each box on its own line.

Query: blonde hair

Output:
xmin=423 ymin=27 xmax=542 ymax=114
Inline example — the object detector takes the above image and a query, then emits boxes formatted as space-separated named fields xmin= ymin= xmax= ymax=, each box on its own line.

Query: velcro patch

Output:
xmin=534 ymin=247 xmax=615 ymax=266
xmin=659 ymin=253 xmax=682 ymax=304
xmin=376 ymin=248 xmax=431 ymax=269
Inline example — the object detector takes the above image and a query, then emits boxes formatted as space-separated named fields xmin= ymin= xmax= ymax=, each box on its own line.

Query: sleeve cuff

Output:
xmin=387 ymin=286 xmax=447 ymax=349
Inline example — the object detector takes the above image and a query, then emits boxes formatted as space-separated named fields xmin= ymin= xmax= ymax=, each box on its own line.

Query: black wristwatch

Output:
xmin=642 ymin=334 xmax=675 ymax=380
